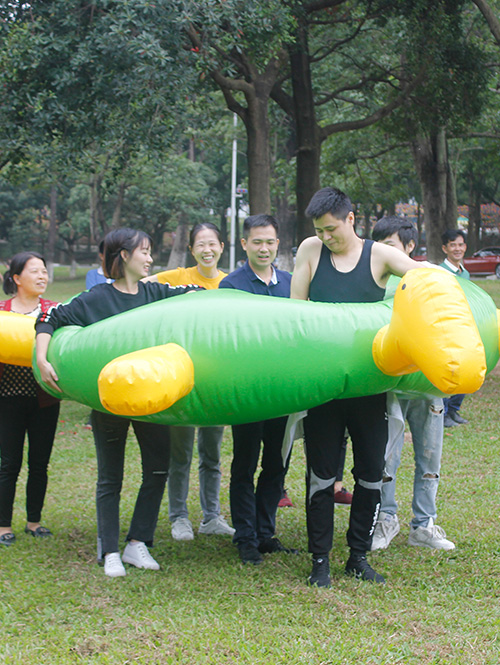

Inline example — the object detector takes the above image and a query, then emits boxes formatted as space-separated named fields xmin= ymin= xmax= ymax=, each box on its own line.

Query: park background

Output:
xmin=2 ymin=1 xmax=500 ymax=271
xmin=2 ymin=2 xmax=500 ymax=663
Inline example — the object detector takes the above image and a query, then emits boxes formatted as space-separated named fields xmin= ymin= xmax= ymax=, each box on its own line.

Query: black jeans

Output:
xmin=304 ymin=394 xmax=388 ymax=556
xmin=0 ymin=396 xmax=60 ymax=526
xmin=91 ymin=410 xmax=169 ymax=560
xmin=229 ymin=417 xmax=288 ymax=548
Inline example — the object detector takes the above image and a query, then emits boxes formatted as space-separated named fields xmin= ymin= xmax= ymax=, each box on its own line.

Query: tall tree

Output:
xmin=181 ymin=0 xmax=296 ymax=215
xmin=271 ymin=0 xmax=423 ymax=241
xmin=374 ymin=0 xmax=489 ymax=260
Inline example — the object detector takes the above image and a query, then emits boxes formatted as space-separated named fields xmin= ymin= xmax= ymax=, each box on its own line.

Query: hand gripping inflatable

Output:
xmin=1 ymin=268 xmax=498 ymax=426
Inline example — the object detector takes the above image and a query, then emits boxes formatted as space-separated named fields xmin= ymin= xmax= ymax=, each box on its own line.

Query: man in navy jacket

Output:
xmin=220 ymin=214 xmax=296 ymax=565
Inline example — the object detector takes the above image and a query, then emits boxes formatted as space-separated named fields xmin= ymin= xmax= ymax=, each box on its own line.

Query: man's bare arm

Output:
xmin=291 ymin=237 xmax=319 ymax=300
xmin=372 ymin=242 xmax=432 ymax=285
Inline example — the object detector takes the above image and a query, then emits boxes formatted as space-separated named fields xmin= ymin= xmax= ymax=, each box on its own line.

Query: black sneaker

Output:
xmin=238 ymin=543 xmax=263 ymax=565
xmin=308 ymin=555 xmax=331 ymax=588
xmin=443 ymin=414 xmax=458 ymax=428
xmin=345 ymin=554 xmax=386 ymax=584
xmin=258 ymin=537 xmax=299 ymax=555
xmin=449 ymin=410 xmax=468 ymax=424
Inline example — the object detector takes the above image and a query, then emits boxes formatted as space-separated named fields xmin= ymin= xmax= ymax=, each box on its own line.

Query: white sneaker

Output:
xmin=408 ymin=518 xmax=455 ymax=550
xmin=104 ymin=552 xmax=126 ymax=578
xmin=198 ymin=515 xmax=235 ymax=536
xmin=371 ymin=512 xmax=400 ymax=551
xmin=122 ymin=541 xmax=160 ymax=570
xmin=171 ymin=517 xmax=194 ymax=541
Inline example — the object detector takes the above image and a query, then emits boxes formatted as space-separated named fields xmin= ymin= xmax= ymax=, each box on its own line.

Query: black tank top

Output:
xmin=309 ymin=239 xmax=386 ymax=304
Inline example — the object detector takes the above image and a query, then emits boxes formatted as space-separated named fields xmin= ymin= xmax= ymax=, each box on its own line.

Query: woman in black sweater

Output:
xmin=36 ymin=228 xmax=199 ymax=577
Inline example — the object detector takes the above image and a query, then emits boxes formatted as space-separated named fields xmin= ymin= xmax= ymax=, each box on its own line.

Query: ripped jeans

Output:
xmin=381 ymin=397 xmax=444 ymax=529
xmin=91 ymin=410 xmax=170 ymax=560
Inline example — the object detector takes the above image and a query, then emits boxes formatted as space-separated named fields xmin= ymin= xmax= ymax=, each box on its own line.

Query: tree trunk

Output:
xmin=207 ymin=51 xmax=285 ymax=218
xmin=411 ymin=129 xmax=457 ymax=263
xmin=167 ymin=219 xmax=189 ymax=269
xmin=46 ymin=184 xmax=58 ymax=282
xmin=244 ymin=86 xmax=272 ymax=215
xmin=111 ymin=181 xmax=127 ymax=229
xmin=220 ymin=208 xmax=228 ymax=248
xmin=89 ymin=176 xmax=99 ymax=243
xmin=188 ymin=137 xmax=195 ymax=161
xmin=472 ymin=0 xmax=500 ymax=46
xmin=274 ymin=185 xmax=295 ymax=272
xmin=467 ymin=181 xmax=482 ymax=254
xmin=90 ymin=174 xmax=107 ymax=242
xmin=416 ymin=203 xmax=423 ymax=245
xmin=289 ymin=28 xmax=320 ymax=243
xmin=363 ymin=208 xmax=372 ymax=239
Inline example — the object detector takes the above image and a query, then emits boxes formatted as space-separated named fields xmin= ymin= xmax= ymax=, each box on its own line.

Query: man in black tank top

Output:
xmin=291 ymin=187 xmax=425 ymax=588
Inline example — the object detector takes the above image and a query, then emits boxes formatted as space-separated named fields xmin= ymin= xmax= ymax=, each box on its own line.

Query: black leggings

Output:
xmin=304 ymin=394 xmax=388 ymax=556
xmin=0 ymin=397 xmax=60 ymax=526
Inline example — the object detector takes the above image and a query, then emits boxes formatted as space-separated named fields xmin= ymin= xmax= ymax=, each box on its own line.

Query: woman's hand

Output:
xmin=38 ymin=360 xmax=61 ymax=392
xmin=36 ymin=332 xmax=62 ymax=392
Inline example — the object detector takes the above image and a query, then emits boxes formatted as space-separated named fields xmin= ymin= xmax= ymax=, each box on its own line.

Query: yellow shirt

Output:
xmin=154 ymin=266 xmax=227 ymax=290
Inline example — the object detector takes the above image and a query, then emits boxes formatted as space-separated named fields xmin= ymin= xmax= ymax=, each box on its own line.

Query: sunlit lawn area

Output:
xmin=1 ymin=274 xmax=499 ymax=664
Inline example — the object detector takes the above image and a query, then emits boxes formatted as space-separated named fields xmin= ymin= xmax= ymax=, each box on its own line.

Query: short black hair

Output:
xmin=3 ymin=251 xmax=46 ymax=295
xmin=242 ymin=214 xmax=279 ymax=239
xmin=103 ymin=228 xmax=152 ymax=280
xmin=305 ymin=187 xmax=353 ymax=221
xmin=441 ymin=229 xmax=467 ymax=245
xmin=372 ymin=216 xmax=418 ymax=249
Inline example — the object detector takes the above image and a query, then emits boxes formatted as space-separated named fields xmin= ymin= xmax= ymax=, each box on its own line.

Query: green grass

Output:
xmin=45 ymin=267 xmax=88 ymax=302
xmin=1 ymin=276 xmax=500 ymax=664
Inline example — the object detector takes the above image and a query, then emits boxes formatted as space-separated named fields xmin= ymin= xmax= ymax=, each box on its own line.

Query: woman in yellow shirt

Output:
xmin=147 ymin=223 xmax=234 ymax=541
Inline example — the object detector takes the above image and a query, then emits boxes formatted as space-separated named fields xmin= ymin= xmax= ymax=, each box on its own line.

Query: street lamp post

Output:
xmin=229 ymin=113 xmax=238 ymax=273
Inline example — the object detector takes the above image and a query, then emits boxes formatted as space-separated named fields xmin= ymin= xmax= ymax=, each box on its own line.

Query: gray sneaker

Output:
xmin=408 ymin=518 xmax=455 ymax=550
xmin=198 ymin=516 xmax=235 ymax=536
xmin=171 ymin=517 xmax=194 ymax=541
xmin=104 ymin=552 xmax=126 ymax=578
xmin=122 ymin=541 xmax=160 ymax=570
xmin=371 ymin=512 xmax=400 ymax=551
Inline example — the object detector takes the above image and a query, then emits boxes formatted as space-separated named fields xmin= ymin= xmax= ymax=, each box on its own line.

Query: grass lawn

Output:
xmin=1 ymin=275 xmax=500 ymax=664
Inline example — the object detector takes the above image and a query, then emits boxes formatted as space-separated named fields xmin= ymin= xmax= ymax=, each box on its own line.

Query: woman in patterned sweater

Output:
xmin=0 ymin=252 xmax=60 ymax=546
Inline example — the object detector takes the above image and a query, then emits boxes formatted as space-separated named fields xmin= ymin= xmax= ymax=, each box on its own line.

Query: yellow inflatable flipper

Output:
xmin=0 ymin=311 xmax=36 ymax=367
xmin=373 ymin=268 xmax=486 ymax=394
xmin=98 ymin=343 xmax=194 ymax=416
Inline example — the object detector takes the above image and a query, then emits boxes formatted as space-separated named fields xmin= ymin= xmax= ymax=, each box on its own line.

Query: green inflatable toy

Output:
xmin=21 ymin=267 xmax=498 ymax=426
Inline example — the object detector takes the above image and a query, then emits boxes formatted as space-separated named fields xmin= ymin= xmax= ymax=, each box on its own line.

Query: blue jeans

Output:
xmin=168 ymin=426 xmax=225 ymax=523
xmin=91 ymin=410 xmax=169 ymax=560
xmin=381 ymin=397 xmax=444 ymax=528
xmin=444 ymin=394 xmax=465 ymax=415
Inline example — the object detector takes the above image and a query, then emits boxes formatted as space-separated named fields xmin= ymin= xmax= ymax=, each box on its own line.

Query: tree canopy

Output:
xmin=0 ymin=0 xmax=499 ymax=264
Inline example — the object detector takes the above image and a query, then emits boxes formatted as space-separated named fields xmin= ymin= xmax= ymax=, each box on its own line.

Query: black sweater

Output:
xmin=36 ymin=281 xmax=201 ymax=335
